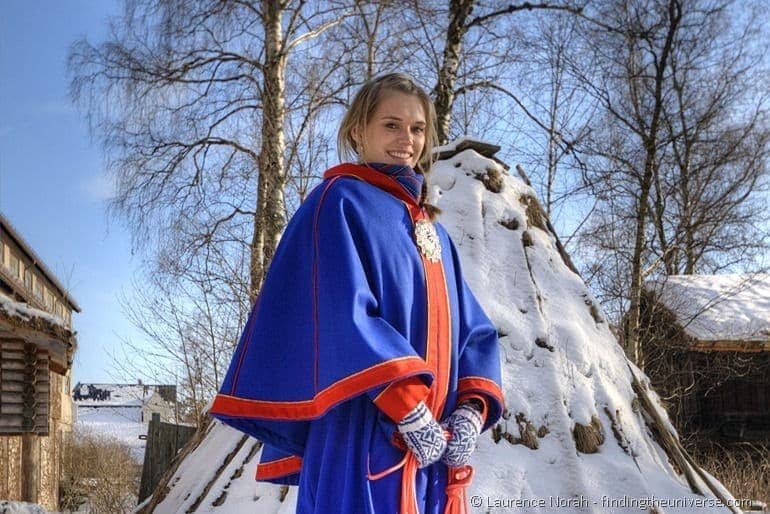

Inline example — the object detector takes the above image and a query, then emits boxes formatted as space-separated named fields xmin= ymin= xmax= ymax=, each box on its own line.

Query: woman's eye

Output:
xmin=412 ymin=126 xmax=425 ymax=134
xmin=386 ymin=123 xmax=398 ymax=129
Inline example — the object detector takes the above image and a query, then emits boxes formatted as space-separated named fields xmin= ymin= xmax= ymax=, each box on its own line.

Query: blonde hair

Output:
xmin=338 ymin=73 xmax=438 ymax=175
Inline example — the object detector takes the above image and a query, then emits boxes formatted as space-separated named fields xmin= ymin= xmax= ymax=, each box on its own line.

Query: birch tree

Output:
xmin=69 ymin=0 xmax=348 ymax=299
xmin=651 ymin=3 xmax=770 ymax=276
xmin=573 ymin=0 xmax=769 ymax=366
xmin=431 ymin=0 xmax=585 ymax=145
xmin=69 ymin=0 xmax=350 ymax=406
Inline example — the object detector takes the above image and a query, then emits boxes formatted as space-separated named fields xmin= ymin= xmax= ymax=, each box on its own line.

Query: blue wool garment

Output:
xmin=364 ymin=162 xmax=425 ymax=201
xmin=210 ymin=163 xmax=504 ymax=514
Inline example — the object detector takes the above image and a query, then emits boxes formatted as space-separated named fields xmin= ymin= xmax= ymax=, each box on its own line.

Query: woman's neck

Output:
xmin=361 ymin=162 xmax=423 ymax=202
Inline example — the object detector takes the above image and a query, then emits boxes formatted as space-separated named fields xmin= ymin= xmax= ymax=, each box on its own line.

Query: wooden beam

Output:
xmin=690 ymin=340 xmax=770 ymax=353
xmin=21 ymin=433 xmax=38 ymax=503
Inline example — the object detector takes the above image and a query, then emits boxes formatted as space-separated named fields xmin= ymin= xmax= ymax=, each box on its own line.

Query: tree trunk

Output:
xmin=357 ymin=2 xmax=385 ymax=81
xmin=252 ymin=0 xmax=289 ymax=300
xmin=545 ymin=52 xmax=563 ymax=218
xmin=433 ymin=0 xmax=474 ymax=145
xmin=251 ymin=174 xmax=267 ymax=303
xmin=625 ymin=156 xmax=655 ymax=368
xmin=624 ymin=0 xmax=681 ymax=369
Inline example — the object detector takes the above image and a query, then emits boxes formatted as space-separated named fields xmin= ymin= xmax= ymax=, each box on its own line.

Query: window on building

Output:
xmin=56 ymin=303 xmax=68 ymax=322
xmin=34 ymin=278 xmax=43 ymax=299
xmin=9 ymin=253 xmax=20 ymax=278
xmin=24 ymin=268 xmax=33 ymax=290
xmin=46 ymin=289 xmax=55 ymax=310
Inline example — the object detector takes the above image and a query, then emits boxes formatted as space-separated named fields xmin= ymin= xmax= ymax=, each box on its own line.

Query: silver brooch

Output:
xmin=414 ymin=220 xmax=442 ymax=262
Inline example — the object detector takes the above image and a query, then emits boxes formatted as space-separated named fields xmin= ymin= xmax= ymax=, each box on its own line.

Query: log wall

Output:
xmin=0 ymin=363 xmax=72 ymax=511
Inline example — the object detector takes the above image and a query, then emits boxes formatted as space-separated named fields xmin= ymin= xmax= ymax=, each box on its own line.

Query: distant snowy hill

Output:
xmin=137 ymin=141 xmax=742 ymax=514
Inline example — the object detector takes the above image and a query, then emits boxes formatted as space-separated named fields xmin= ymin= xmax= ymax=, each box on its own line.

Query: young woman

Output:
xmin=210 ymin=73 xmax=504 ymax=514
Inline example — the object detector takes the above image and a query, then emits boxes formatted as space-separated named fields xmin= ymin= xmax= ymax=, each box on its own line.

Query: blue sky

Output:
xmin=1 ymin=1 xmax=767 ymax=389
xmin=0 ymin=0 xmax=149 ymax=385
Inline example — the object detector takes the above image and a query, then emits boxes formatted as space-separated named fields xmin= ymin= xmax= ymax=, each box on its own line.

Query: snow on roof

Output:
xmin=0 ymin=290 xmax=72 ymax=334
xmin=73 ymin=383 xmax=172 ymax=407
xmin=433 ymin=136 xmax=507 ymax=167
xmin=142 ymin=422 xmax=272 ymax=514
xmin=144 ymin=143 xmax=738 ymax=513
xmin=433 ymin=135 xmax=494 ymax=154
xmin=645 ymin=274 xmax=770 ymax=342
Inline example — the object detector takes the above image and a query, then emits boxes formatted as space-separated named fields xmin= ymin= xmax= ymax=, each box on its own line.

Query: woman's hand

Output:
xmin=397 ymin=401 xmax=447 ymax=468
xmin=440 ymin=402 xmax=483 ymax=467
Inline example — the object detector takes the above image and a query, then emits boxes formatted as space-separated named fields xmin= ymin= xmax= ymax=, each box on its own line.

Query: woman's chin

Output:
xmin=387 ymin=158 xmax=414 ymax=167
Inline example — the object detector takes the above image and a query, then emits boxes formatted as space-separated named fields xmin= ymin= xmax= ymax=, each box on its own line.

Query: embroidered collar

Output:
xmin=323 ymin=163 xmax=423 ymax=217
xmin=362 ymin=162 xmax=424 ymax=202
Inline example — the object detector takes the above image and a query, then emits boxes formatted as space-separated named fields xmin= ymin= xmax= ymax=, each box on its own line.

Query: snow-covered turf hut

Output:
xmin=641 ymin=274 xmax=770 ymax=443
xmin=138 ymin=140 xmax=746 ymax=514
xmin=0 ymin=212 xmax=80 ymax=511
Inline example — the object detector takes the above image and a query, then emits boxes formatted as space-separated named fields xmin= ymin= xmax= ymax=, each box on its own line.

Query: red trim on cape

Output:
xmin=210 ymin=356 xmax=431 ymax=420
xmin=457 ymin=376 xmax=505 ymax=407
xmin=324 ymin=163 xmax=422 ymax=219
xmin=422 ymin=236 xmax=452 ymax=420
xmin=399 ymin=207 xmax=455 ymax=514
xmin=255 ymin=455 xmax=302 ymax=481
xmin=373 ymin=376 xmax=432 ymax=423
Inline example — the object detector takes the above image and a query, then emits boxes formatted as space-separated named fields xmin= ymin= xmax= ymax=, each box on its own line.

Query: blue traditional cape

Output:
xmin=210 ymin=163 xmax=504 ymax=513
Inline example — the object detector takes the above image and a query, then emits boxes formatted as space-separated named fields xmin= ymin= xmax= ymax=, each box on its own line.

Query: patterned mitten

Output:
xmin=397 ymin=401 xmax=447 ymax=468
xmin=441 ymin=402 xmax=483 ymax=467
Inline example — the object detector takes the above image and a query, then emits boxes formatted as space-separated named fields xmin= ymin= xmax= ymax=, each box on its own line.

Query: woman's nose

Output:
xmin=398 ymin=128 xmax=413 ymax=143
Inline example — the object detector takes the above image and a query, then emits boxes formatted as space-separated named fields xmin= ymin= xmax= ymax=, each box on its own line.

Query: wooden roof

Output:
xmin=433 ymin=137 xmax=510 ymax=170
xmin=0 ymin=211 xmax=82 ymax=312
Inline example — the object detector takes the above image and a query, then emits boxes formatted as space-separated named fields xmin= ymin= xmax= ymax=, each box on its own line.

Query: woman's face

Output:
xmin=356 ymin=91 xmax=426 ymax=169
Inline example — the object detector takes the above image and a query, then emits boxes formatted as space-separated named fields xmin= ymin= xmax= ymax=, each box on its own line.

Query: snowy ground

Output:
xmin=0 ymin=501 xmax=54 ymax=514
xmin=74 ymin=405 xmax=147 ymax=463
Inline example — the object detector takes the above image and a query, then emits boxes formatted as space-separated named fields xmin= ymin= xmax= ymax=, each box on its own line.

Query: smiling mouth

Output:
xmin=387 ymin=151 xmax=413 ymax=160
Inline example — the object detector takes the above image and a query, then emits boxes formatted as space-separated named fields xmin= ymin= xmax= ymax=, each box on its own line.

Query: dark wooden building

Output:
xmin=640 ymin=274 xmax=770 ymax=443
xmin=0 ymin=212 xmax=81 ymax=510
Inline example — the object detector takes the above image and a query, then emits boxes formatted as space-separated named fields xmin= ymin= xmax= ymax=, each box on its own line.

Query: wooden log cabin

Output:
xmin=0 ymin=212 xmax=80 ymax=510
xmin=639 ymin=274 xmax=770 ymax=443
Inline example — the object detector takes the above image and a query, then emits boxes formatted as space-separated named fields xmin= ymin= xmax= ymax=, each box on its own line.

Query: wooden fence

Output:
xmin=138 ymin=413 xmax=197 ymax=503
